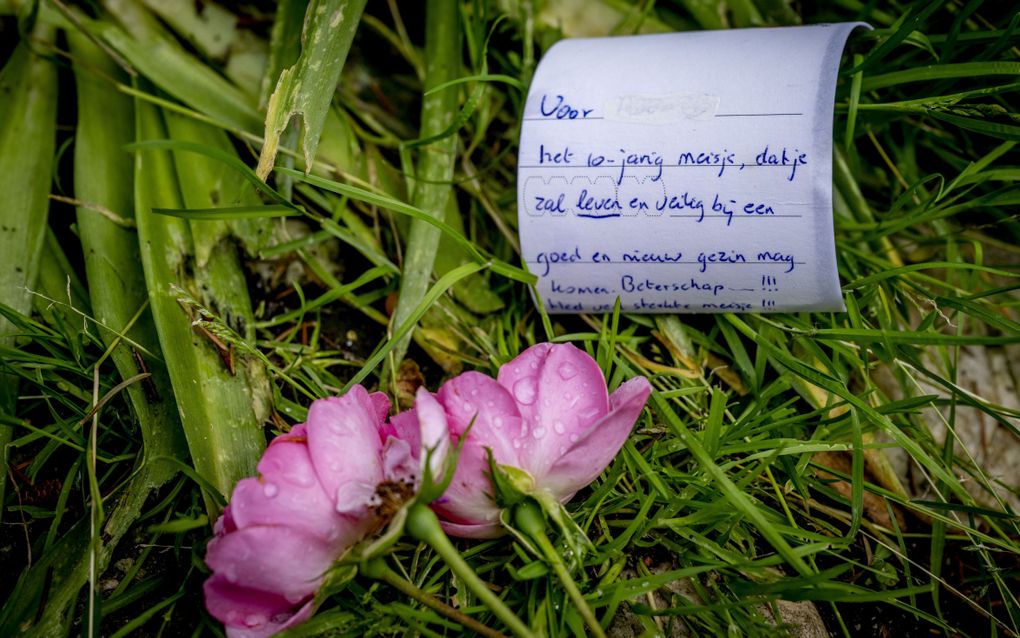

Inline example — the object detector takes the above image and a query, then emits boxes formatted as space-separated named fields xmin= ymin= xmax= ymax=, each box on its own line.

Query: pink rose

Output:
xmin=204 ymin=386 xmax=448 ymax=637
xmin=395 ymin=343 xmax=651 ymax=538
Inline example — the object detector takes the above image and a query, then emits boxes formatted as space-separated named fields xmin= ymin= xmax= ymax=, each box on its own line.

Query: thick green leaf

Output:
xmin=0 ymin=22 xmax=57 ymax=515
xmin=256 ymin=0 xmax=368 ymax=178
xmin=133 ymin=94 xmax=265 ymax=516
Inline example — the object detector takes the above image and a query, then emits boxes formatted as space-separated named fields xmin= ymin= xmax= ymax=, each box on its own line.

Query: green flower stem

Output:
xmin=406 ymin=503 xmax=535 ymax=638
xmin=514 ymin=501 xmax=607 ymax=638
xmin=362 ymin=557 xmax=507 ymax=638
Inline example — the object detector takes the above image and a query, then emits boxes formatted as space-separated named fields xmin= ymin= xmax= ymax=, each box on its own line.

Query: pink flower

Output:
xmin=204 ymin=385 xmax=448 ymax=638
xmin=396 ymin=343 xmax=651 ymax=538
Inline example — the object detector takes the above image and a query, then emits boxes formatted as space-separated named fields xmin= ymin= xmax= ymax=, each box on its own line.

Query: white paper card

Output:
xmin=518 ymin=23 xmax=868 ymax=314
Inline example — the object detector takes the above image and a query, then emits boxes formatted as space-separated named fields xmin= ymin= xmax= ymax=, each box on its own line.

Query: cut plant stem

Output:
xmin=361 ymin=557 xmax=507 ymax=638
xmin=513 ymin=501 xmax=607 ymax=638
xmin=406 ymin=503 xmax=536 ymax=638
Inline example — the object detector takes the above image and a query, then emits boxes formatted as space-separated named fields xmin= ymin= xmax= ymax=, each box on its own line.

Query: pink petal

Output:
xmin=228 ymin=440 xmax=349 ymax=544
xmin=439 ymin=520 xmax=505 ymax=539
xmin=380 ymin=435 xmax=415 ymax=482
xmin=225 ymin=600 xmax=316 ymax=638
xmin=431 ymin=372 xmax=522 ymax=533
xmin=385 ymin=407 xmax=421 ymax=453
xmin=414 ymin=388 xmax=450 ymax=482
xmin=495 ymin=342 xmax=554 ymax=422
xmin=538 ymin=376 xmax=651 ymax=498
xmin=204 ymin=525 xmax=335 ymax=605
xmin=502 ymin=344 xmax=610 ymax=479
xmin=305 ymin=387 xmax=385 ymax=513
xmin=205 ymin=575 xmax=313 ymax=638
xmin=368 ymin=391 xmax=392 ymax=424
xmin=215 ymin=505 xmax=237 ymax=535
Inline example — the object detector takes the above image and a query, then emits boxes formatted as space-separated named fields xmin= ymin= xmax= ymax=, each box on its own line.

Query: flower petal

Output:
xmin=431 ymin=372 xmax=522 ymax=534
xmin=538 ymin=376 xmax=651 ymax=497
xmin=439 ymin=520 xmax=504 ymax=539
xmin=204 ymin=525 xmax=335 ymax=605
xmin=414 ymin=387 xmax=450 ymax=483
xmin=368 ymin=391 xmax=392 ymax=425
xmin=228 ymin=439 xmax=349 ymax=544
xmin=503 ymin=343 xmax=610 ymax=479
xmin=305 ymin=387 xmax=385 ymax=514
xmin=204 ymin=575 xmax=314 ymax=638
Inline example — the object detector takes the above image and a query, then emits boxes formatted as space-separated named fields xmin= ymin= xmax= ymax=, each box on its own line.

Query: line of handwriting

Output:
xmin=528 ymin=183 xmax=784 ymax=225
xmin=532 ymin=246 xmax=797 ymax=277
xmin=534 ymin=144 xmax=807 ymax=182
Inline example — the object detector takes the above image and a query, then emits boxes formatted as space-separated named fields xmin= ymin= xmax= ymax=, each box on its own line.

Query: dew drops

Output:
xmin=462 ymin=401 xmax=474 ymax=413
xmin=569 ymin=433 xmax=580 ymax=443
xmin=486 ymin=399 xmax=496 ymax=408
xmin=559 ymin=446 xmax=567 ymax=455
xmin=263 ymin=483 xmax=279 ymax=498
xmin=470 ymin=387 xmax=479 ymax=397
xmin=532 ymin=427 xmax=546 ymax=439
xmin=224 ymin=565 xmax=239 ymax=583
xmin=282 ymin=470 xmax=313 ymax=487
xmin=558 ymin=363 xmax=578 ymax=379
xmin=245 ymin=613 xmax=266 ymax=627
xmin=493 ymin=416 xmax=504 ymax=427
xmin=513 ymin=378 xmax=537 ymax=405
xmin=512 ymin=438 xmax=522 ymax=449
xmin=553 ymin=420 xmax=566 ymax=434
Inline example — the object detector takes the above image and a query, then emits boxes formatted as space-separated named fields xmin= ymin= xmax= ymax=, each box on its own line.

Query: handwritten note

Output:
xmin=518 ymin=23 xmax=868 ymax=313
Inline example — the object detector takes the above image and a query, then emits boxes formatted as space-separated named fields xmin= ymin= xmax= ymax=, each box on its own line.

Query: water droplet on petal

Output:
xmin=559 ymin=446 xmax=567 ymax=455
xmin=283 ymin=470 xmax=314 ymax=487
xmin=462 ymin=401 xmax=474 ymax=413
xmin=553 ymin=420 xmax=566 ymax=434
xmin=513 ymin=378 xmax=537 ymax=405
xmin=512 ymin=438 xmax=522 ymax=449
xmin=263 ymin=482 xmax=278 ymax=498
xmin=224 ymin=565 xmax=238 ymax=582
xmin=486 ymin=400 xmax=495 ymax=408
xmin=558 ymin=363 xmax=578 ymax=379
xmin=470 ymin=387 xmax=479 ymax=397
xmin=532 ymin=427 xmax=546 ymax=439
xmin=493 ymin=416 xmax=504 ymax=427
xmin=245 ymin=613 xmax=266 ymax=627
xmin=569 ymin=433 xmax=580 ymax=443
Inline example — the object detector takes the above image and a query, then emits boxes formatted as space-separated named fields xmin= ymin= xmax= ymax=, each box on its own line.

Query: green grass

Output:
xmin=1 ymin=0 xmax=1018 ymax=636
